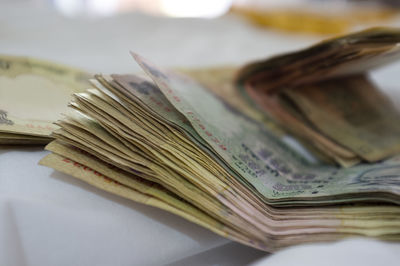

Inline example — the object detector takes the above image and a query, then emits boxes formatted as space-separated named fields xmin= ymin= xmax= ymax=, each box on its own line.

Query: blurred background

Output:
xmin=3 ymin=0 xmax=400 ymax=88
xmin=17 ymin=0 xmax=400 ymax=34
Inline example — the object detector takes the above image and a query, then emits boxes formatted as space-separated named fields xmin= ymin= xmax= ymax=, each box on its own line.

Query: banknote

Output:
xmin=40 ymin=55 xmax=400 ymax=250
xmin=237 ymin=27 xmax=400 ymax=94
xmin=241 ymin=81 xmax=362 ymax=167
xmin=0 ymin=55 xmax=90 ymax=141
xmin=34 ymin=28 xmax=400 ymax=251
xmin=236 ymin=27 xmax=400 ymax=165
xmin=283 ymin=74 xmax=400 ymax=162
xmin=180 ymin=66 xmax=284 ymax=136
xmin=132 ymin=52 xmax=400 ymax=205
xmin=0 ymin=131 xmax=52 ymax=145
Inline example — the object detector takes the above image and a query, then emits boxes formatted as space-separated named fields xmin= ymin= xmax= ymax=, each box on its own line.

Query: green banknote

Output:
xmin=132 ymin=52 xmax=400 ymax=206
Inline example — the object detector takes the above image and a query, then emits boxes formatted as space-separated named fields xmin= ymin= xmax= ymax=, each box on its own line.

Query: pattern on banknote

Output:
xmin=350 ymin=165 xmax=400 ymax=188
xmin=0 ymin=110 xmax=13 ymax=125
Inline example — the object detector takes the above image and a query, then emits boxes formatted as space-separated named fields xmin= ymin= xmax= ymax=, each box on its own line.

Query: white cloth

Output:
xmin=251 ymin=239 xmax=400 ymax=266
xmin=1 ymin=2 xmax=399 ymax=265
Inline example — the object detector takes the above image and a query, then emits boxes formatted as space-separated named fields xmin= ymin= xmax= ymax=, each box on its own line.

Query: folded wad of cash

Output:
xmin=1 ymin=28 xmax=399 ymax=252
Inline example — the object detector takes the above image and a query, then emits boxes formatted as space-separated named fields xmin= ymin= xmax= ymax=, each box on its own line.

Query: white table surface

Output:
xmin=1 ymin=2 xmax=400 ymax=265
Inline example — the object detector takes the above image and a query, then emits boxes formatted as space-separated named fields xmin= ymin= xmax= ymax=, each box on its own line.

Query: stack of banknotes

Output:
xmin=237 ymin=27 xmax=400 ymax=167
xmin=2 ymin=28 xmax=400 ymax=252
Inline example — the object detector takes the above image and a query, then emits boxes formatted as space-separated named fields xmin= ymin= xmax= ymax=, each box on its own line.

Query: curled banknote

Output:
xmin=236 ymin=27 xmax=400 ymax=166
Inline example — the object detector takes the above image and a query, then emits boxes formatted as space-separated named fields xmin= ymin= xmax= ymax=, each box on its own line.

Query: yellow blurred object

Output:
xmin=231 ymin=7 xmax=398 ymax=35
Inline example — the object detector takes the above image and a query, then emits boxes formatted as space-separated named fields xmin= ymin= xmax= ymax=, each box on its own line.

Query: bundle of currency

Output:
xmin=0 ymin=55 xmax=90 ymax=144
xmin=40 ymin=52 xmax=400 ymax=252
xmin=236 ymin=27 xmax=400 ymax=167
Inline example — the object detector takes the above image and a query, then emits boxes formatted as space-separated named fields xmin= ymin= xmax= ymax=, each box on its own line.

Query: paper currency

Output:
xmin=236 ymin=27 xmax=400 ymax=166
xmin=0 ymin=55 xmax=90 ymax=144
xmin=40 ymin=47 xmax=400 ymax=251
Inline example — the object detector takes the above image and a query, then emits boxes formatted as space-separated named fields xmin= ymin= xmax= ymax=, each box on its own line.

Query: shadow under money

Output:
xmin=49 ymin=169 xmax=225 ymax=247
